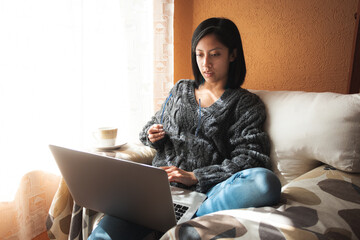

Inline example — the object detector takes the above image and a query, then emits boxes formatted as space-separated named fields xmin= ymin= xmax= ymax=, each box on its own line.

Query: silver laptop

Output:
xmin=49 ymin=144 xmax=207 ymax=233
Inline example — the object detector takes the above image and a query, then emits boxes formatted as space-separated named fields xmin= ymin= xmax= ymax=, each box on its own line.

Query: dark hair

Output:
xmin=191 ymin=18 xmax=246 ymax=89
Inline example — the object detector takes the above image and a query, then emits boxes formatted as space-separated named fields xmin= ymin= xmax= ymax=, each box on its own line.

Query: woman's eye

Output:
xmin=195 ymin=52 xmax=220 ymax=57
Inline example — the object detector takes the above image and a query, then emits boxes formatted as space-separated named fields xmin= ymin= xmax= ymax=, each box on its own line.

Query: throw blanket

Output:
xmin=47 ymin=165 xmax=360 ymax=239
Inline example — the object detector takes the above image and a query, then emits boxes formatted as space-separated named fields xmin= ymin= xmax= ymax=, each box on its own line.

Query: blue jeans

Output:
xmin=88 ymin=167 xmax=281 ymax=240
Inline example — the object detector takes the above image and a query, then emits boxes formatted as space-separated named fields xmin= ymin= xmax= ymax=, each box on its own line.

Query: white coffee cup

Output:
xmin=93 ymin=127 xmax=118 ymax=147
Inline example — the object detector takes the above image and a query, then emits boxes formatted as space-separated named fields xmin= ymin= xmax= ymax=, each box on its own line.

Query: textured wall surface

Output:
xmin=174 ymin=0 xmax=193 ymax=84
xmin=174 ymin=0 xmax=358 ymax=93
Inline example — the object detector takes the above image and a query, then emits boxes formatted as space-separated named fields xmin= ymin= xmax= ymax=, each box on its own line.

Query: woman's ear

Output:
xmin=229 ymin=48 xmax=237 ymax=62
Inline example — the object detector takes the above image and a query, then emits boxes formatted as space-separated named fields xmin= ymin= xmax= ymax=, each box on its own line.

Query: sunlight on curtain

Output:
xmin=153 ymin=0 xmax=174 ymax=111
xmin=0 ymin=0 xmax=154 ymax=201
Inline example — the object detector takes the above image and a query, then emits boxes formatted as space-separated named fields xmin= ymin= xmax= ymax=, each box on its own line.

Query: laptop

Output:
xmin=49 ymin=144 xmax=207 ymax=233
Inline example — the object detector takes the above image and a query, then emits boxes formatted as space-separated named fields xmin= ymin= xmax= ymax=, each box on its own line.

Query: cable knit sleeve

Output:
xmin=139 ymin=80 xmax=182 ymax=150
xmin=138 ymin=112 xmax=163 ymax=149
xmin=193 ymin=92 xmax=271 ymax=193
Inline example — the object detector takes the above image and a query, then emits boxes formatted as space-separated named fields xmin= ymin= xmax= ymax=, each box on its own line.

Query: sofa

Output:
xmin=46 ymin=89 xmax=360 ymax=240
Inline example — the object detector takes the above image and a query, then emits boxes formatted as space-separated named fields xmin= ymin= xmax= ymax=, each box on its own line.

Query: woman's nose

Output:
xmin=203 ymin=55 xmax=211 ymax=67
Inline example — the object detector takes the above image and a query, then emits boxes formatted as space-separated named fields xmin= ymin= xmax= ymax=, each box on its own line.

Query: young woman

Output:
xmin=89 ymin=17 xmax=281 ymax=240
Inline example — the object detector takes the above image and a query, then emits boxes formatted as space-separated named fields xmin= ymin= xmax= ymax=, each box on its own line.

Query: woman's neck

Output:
xmin=202 ymin=82 xmax=225 ymax=95
xmin=195 ymin=82 xmax=226 ymax=107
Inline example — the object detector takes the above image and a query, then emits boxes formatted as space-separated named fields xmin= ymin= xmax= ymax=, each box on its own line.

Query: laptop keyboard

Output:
xmin=173 ymin=203 xmax=189 ymax=221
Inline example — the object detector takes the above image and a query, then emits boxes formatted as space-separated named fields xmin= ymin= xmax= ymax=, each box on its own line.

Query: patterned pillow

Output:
xmin=161 ymin=165 xmax=360 ymax=240
xmin=251 ymin=90 xmax=360 ymax=185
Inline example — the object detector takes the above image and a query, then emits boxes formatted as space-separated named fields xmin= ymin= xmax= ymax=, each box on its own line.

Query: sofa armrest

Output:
xmin=114 ymin=142 xmax=156 ymax=165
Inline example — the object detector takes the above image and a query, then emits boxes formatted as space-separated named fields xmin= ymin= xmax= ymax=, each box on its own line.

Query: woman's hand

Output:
xmin=147 ymin=124 xmax=165 ymax=143
xmin=160 ymin=166 xmax=199 ymax=186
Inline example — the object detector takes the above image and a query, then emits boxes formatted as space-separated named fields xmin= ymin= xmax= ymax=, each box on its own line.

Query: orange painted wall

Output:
xmin=174 ymin=0 xmax=358 ymax=93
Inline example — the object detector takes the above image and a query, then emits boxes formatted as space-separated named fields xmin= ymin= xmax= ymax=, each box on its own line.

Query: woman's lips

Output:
xmin=203 ymin=71 xmax=213 ymax=78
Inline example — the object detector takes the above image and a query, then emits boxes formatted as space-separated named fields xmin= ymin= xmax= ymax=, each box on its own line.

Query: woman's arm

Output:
xmin=139 ymin=81 xmax=182 ymax=148
xmin=139 ymin=113 xmax=165 ymax=149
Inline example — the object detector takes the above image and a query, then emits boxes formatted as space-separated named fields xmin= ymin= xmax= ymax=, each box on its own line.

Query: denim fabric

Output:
xmin=88 ymin=167 xmax=281 ymax=240
xmin=87 ymin=215 xmax=157 ymax=240
xmin=195 ymin=167 xmax=281 ymax=217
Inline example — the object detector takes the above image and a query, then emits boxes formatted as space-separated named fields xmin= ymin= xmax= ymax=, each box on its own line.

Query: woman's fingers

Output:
xmin=148 ymin=131 xmax=165 ymax=143
xmin=159 ymin=166 xmax=198 ymax=186
xmin=147 ymin=124 xmax=165 ymax=143
xmin=148 ymin=124 xmax=163 ymax=134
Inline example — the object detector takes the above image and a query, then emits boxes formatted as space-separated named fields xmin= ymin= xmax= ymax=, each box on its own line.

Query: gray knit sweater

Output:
xmin=139 ymin=79 xmax=271 ymax=193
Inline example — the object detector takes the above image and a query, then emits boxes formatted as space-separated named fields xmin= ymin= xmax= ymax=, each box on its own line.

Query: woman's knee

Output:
xmin=196 ymin=168 xmax=281 ymax=216
xmin=250 ymin=167 xmax=282 ymax=204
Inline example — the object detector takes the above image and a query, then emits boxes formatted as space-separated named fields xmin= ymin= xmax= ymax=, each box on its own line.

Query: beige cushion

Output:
xmin=115 ymin=141 xmax=156 ymax=165
xmin=251 ymin=90 xmax=360 ymax=185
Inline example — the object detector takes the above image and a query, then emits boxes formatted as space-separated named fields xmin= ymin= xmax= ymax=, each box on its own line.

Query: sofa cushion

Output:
xmin=114 ymin=141 xmax=156 ymax=165
xmin=161 ymin=165 xmax=360 ymax=240
xmin=251 ymin=90 xmax=360 ymax=185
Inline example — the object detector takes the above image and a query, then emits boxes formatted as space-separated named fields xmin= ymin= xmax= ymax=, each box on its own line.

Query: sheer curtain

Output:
xmin=0 ymin=0 xmax=173 ymax=203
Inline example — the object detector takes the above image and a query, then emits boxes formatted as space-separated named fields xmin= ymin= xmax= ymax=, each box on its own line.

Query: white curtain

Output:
xmin=0 ymin=0 xmax=162 ymax=202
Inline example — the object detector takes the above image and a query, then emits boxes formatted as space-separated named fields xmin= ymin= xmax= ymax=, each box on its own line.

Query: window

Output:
xmin=0 ymin=0 xmax=161 ymax=201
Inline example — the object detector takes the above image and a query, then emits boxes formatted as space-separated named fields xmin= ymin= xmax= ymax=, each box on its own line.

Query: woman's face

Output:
xmin=195 ymin=34 xmax=236 ymax=86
